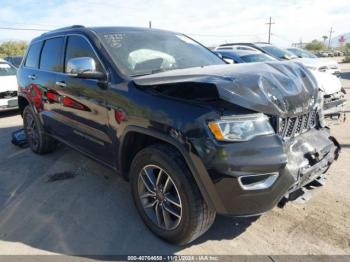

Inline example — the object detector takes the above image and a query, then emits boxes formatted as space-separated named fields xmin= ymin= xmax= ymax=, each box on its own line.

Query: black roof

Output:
xmin=32 ymin=25 xmax=179 ymax=42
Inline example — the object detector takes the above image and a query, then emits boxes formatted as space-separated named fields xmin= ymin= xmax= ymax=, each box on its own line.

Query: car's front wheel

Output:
xmin=130 ymin=144 xmax=216 ymax=245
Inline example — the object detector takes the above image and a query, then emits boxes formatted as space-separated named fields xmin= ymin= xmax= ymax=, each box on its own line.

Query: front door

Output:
xmin=53 ymin=35 xmax=114 ymax=165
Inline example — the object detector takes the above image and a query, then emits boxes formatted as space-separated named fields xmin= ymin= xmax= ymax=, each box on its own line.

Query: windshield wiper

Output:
xmin=130 ymin=72 xmax=153 ymax=77
xmin=130 ymin=68 xmax=172 ymax=77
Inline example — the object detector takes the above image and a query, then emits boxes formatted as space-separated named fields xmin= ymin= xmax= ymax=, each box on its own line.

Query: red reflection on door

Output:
xmin=61 ymin=97 xmax=90 ymax=111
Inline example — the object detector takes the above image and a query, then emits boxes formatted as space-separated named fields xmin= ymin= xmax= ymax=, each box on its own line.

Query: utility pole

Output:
xmin=266 ymin=17 xmax=275 ymax=43
xmin=149 ymin=21 xmax=152 ymax=29
xmin=328 ymin=27 xmax=334 ymax=49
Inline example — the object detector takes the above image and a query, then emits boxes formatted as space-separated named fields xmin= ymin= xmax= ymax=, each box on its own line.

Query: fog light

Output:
xmin=238 ymin=173 xmax=279 ymax=190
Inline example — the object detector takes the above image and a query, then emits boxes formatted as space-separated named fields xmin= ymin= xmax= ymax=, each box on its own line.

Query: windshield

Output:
xmin=257 ymin=45 xmax=298 ymax=60
xmin=240 ymin=53 xmax=276 ymax=63
xmin=287 ymin=48 xmax=317 ymax=58
xmin=98 ymin=31 xmax=224 ymax=76
xmin=0 ymin=63 xmax=17 ymax=76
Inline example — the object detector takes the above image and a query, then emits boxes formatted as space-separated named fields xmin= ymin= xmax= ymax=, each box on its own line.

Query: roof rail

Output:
xmin=219 ymin=42 xmax=251 ymax=46
xmin=41 ymin=25 xmax=85 ymax=36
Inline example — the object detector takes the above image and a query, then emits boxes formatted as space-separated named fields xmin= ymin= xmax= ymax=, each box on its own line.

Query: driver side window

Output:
xmin=65 ymin=35 xmax=102 ymax=72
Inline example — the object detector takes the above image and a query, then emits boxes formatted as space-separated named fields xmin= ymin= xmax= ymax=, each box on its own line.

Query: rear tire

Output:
xmin=23 ymin=106 xmax=56 ymax=154
xmin=130 ymin=144 xmax=216 ymax=245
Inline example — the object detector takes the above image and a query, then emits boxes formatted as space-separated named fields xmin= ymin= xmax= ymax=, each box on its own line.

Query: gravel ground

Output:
xmin=0 ymin=64 xmax=349 ymax=258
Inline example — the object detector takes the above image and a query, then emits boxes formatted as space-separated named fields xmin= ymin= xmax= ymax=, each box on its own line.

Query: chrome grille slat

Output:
xmin=276 ymin=110 xmax=317 ymax=139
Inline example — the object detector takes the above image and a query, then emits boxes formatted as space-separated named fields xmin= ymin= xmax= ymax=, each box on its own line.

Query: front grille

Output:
xmin=276 ymin=110 xmax=317 ymax=139
xmin=0 ymin=91 xmax=17 ymax=99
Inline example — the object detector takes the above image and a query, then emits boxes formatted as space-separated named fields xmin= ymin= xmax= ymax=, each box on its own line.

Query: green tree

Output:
xmin=322 ymin=35 xmax=328 ymax=45
xmin=0 ymin=41 xmax=28 ymax=58
xmin=305 ymin=40 xmax=325 ymax=51
xmin=344 ymin=43 xmax=350 ymax=51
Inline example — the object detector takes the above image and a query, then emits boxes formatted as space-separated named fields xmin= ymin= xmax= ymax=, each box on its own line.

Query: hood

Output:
xmin=0 ymin=75 xmax=17 ymax=92
xmin=133 ymin=62 xmax=319 ymax=117
xmin=311 ymin=70 xmax=342 ymax=95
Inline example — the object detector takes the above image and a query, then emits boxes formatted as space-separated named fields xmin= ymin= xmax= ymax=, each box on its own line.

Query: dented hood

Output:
xmin=133 ymin=61 xmax=319 ymax=117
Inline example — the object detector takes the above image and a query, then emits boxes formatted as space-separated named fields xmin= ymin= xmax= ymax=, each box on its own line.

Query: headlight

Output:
xmin=208 ymin=113 xmax=274 ymax=142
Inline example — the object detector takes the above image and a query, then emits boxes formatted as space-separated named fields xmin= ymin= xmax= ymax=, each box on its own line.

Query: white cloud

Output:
xmin=0 ymin=0 xmax=349 ymax=47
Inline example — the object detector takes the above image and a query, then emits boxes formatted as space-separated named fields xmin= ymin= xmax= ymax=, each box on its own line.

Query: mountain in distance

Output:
xmin=330 ymin=32 xmax=350 ymax=47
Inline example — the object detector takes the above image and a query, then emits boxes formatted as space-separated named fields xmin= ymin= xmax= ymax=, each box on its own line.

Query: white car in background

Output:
xmin=0 ymin=59 xmax=18 ymax=112
xmin=310 ymin=70 xmax=346 ymax=122
xmin=294 ymin=56 xmax=341 ymax=77
xmin=287 ymin=47 xmax=341 ymax=77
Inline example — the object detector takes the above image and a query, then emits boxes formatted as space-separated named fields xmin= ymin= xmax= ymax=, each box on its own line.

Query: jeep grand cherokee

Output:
xmin=17 ymin=26 xmax=340 ymax=245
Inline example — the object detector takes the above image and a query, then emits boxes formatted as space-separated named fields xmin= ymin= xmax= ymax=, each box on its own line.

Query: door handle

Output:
xmin=28 ymin=74 xmax=37 ymax=80
xmin=55 ymin=81 xmax=67 ymax=88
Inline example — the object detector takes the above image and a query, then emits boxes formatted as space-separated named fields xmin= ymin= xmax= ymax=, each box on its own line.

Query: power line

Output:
xmin=186 ymin=33 xmax=265 ymax=38
xmin=0 ymin=27 xmax=49 ymax=31
xmin=0 ymin=20 xmax=56 ymax=28
xmin=265 ymin=17 xmax=275 ymax=44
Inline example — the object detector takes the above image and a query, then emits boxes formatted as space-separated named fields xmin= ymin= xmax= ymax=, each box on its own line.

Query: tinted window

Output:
xmin=240 ymin=54 xmax=276 ymax=63
xmin=65 ymin=35 xmax=102 ymax=72
xmin=12 ymin=57 xmax=23 ymax=67
xmin=40 ymin=37 xmax=64 ymax=72
xmin=236 ymin=46 xmax=256 ymax=51
xmin=257 ymin=45 xmax=297 ymax=60
xmin=25 ymin=42 xmax=42 ymax=68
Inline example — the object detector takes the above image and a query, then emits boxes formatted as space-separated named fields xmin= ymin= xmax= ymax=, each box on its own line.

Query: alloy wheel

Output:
xmin=137 ymin=164 xmax=182 ymax=230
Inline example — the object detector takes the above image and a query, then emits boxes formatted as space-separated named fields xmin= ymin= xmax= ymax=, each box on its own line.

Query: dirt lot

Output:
xmin=0 ymin=64 xmax=349 ymax=257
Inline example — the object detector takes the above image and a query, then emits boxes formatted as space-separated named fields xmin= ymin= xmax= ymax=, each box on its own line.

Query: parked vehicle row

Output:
xmin=215 ymin=43 xmax=346 ymax=122
xmin=16 ymin=26 xmax=342 ymax=245
xmin=317 ymin=50 xmax=345 ymax=57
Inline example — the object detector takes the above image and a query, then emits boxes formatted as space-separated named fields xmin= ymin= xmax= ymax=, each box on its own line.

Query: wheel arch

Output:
xmin=18 ymin=95 xmax=30 ymax=116
xmin=118 ymin=126 xmax=220 ymax=211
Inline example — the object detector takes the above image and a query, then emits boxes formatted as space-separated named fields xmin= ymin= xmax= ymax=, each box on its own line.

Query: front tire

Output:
xmin=130 ymin=144 xmax=216 ymax=245
xmin=23 ymin=106 xmax=56 ymax=154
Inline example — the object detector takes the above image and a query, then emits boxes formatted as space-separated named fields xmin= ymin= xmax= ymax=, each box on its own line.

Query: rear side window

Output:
xmin=65 ymin=35 xmax=102 ymax=72
xmin=40 ymin=37 xmax=64 ymax=72
xmin=25 ymin=42 xmax=42 ymax=68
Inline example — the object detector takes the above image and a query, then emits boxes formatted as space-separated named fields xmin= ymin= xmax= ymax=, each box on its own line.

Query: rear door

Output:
xmin=37 ymin=37 xmax=68 ymax=136
xmin=54 ymin=34 xmax=113 ymax=165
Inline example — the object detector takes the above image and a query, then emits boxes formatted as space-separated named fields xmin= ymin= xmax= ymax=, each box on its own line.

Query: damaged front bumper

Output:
xmin=193 ymin=128 xmax=340 ymax=216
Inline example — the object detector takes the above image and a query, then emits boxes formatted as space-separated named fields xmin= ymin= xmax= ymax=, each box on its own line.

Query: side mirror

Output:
xmin=66 ymin=57 xmax=106 ymax=80
xmin=216 ymin=53 xmax=223 ymax=59
xmin=223 ymin=57 xmax=235 ymax=64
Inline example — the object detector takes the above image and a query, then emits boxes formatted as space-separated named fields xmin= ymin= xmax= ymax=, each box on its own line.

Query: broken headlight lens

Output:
xmin=208 ymin=113 xmax=274 ymax=142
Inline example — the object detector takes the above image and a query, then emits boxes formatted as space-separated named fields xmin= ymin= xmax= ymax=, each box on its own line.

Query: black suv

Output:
xmin=17 ymin=26 xmax=340 ymax=244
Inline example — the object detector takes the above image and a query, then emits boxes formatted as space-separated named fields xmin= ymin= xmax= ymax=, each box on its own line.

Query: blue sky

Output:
xmin=0 ymin=0 xmax=349 ymax=47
